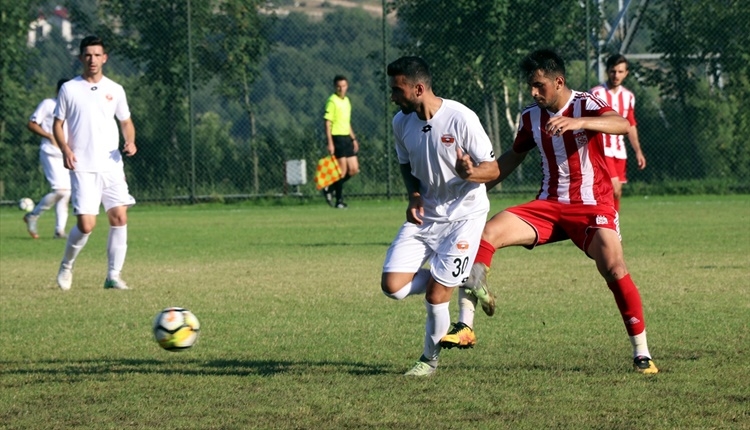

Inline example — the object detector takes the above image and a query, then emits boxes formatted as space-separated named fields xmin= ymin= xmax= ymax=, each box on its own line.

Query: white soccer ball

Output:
xmin=153 ymin=307 xmax=200 ymax=351
xmin=18 ymin=197 xmax=34 ymax=212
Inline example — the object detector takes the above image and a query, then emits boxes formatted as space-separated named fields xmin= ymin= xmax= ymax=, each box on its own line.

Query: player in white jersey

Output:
xmin=381 ymin=56 xmax=500 ymax=376
xmin=589 ymin=54 xmax=646 ymax=212
xmin=24 ymin=79 xmax=71 ymax=239
xmin=53 ymin=35 xmax=137 ymax=291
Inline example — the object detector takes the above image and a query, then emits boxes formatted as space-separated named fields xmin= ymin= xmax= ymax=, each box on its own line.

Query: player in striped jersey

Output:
xmin=590 ymin=54 xmax=646 ymax=212
xmin=465 ymin=49 xmax=658 ymax=374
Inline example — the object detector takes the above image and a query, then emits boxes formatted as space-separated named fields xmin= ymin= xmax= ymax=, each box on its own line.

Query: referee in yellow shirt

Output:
xmin=323 ymin=75 xmax=359 ymax=208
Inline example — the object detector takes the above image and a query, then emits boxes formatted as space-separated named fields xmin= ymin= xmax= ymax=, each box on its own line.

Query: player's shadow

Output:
xmin=0 ymin=358 xmax=391 ymax=379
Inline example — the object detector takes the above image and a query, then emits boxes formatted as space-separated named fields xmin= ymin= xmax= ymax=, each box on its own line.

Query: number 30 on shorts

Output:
xmin=452 ymin=257 xmax=469 ymax=278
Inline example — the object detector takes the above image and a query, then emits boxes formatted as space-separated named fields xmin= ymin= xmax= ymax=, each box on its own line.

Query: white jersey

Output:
xmin=55 ymin=75 xmax=131 ymax=172
xmin=30 ymin=98 xmax=68 ymax=156
xmin=393 ymin=99 xmax=495 ymax=222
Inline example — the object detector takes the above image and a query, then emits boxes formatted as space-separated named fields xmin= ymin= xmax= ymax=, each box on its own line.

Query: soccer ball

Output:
xmin=153 ymin=307 xmax=200 ymax=351
xmin=18 ymin=197 xmax=34 ymax=212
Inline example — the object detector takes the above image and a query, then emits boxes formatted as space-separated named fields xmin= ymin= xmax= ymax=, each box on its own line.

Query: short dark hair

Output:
xmin=520 ymin=49 xmax=566 ymax=81
xmin=56 ymin=78 xmax=69 ymax=93
xmin=79 ymin=35 xmax=105 ymax=54
xmin=333 ymin=75 xmax=347 ymax=85
xmin=605 ymin=54 xmax=628 ymax=70
xmin=387 ymin=56 xmax=432 ymax=88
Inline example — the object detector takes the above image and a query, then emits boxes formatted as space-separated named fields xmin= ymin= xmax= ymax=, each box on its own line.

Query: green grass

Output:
xmin=1 ymin=195 xmax=749 ymax=429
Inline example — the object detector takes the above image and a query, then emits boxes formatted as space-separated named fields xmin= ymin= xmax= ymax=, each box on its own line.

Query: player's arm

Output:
xmin=546 ymin=111 xmax=629 ymax=136
xmin=53 ymin=118 xmax=75 ymax=170
xmin=399 ymin=163 xmax=424 ymax=225
xmin=627 ymin=126 xmax=646 ymax=169
xmin=324 ymin=119 xmax=335 ymax=155
xmin=455 ymin=145 xmax=499 ymax=183
xmin=349 ymin=126 xmax=359 ymax=153
xmin=120 ymin=117 xmax=137 ymax=156
xmin=27 ymin=121 xmax=55 ymax=146
xmin=486 ymin=148 xmax=529 ymax=191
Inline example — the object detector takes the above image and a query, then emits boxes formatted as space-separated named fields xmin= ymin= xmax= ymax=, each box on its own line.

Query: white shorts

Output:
xmin=71 ymin=168 xmax=136 ymax=215
xmin=39 ymin=144 xmax=71 ymax=190
xmin=382 ymin=217 xmax=486 ymax=287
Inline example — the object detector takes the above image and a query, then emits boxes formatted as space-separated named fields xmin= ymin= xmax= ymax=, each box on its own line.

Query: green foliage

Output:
xmin=644 ymin=0 xmax=750 ymax=188
xmin=1 ymin=196 xmax=749 ymax=428
xmin=3 ymin=1 xmax=749 ymax=202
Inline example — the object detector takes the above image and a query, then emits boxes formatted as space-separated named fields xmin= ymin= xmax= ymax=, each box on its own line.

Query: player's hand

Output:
xmin=123 ymin=141 xmax=137 ymax=156
xmin=327 ymin=144 xmax=335 ymax=155
xmin=545 ymin=117 xmax=576 ymax=136
xmin=406 ymin=194 xmax=424 ymax=225
xmin=636 ymin=152 xmax=646 ymax=170
xmin=62 ymin=148 xmax=76 ymax=170
xmin=455 ymin=145 xmax=474 ymax=179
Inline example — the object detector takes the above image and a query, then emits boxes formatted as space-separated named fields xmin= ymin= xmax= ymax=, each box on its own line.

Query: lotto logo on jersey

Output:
xmin=456 ymin=241 xmax=470 ymax=253
xmin=596 ymin=215 xmax=608 ymax=225
xmin=106 ymin=94 xmax=113 ymax=101
xmin=441 ymin=134 xmax=455 ymax=145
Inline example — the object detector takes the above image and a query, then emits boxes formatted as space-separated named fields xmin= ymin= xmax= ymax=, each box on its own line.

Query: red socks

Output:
xmin=475 ymin=239 xmax=495 ymax=267
xmin=607 ymin=274 xmax=646 ymax=335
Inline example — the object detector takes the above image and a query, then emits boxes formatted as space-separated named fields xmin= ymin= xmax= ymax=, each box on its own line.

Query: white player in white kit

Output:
xmin=53 ymin=35 xmax=137 ymax=291
xmin=381 ymin=56 xmax=500 ymax=376
xmin=24 ymin=78 xmax=71 ymax=239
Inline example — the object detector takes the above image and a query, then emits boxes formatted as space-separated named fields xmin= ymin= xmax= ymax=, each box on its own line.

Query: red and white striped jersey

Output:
xmin=513 ymin=91 xmax=615 ymax=206
xmin=589 ymin=83 xmax=636 ymax=159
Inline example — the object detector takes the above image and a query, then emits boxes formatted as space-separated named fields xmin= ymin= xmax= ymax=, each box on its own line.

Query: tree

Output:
xmin=645 ymin=0 xmax=750 ymax=182
xmin=390 ymin=0 xmax=584 ymax=158
xmin=67 ymin=0 xmax=216 ymax=196
xmin=200 ymin=0 xmax=273 ymax=194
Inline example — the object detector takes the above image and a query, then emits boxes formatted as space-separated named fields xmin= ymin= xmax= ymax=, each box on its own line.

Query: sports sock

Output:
xmin=607 ymin=274 xmax=646 ymax=336
xmin=54 ymin=190 xmax=71 ymax=233
xmin=62 ymin=225 xmax=90 ymax=268
xmin=458 ymin=287 xmax=476 ymax=328
xmin=107 ymin=225 xmax=128 ymax=279
xmin=31 ymin=191 xmax=59 ymax=217
xmin=383 ymin=268 xmax=430 ymax=300
xmin=423 ymin=300 xmax=450 ymax=361
xmin=629 ymin=331 xmax=652 ymax=359
xmin=333 ymin=174 xmax=351 ymax=203
xmin=418 ymin=354 xmax=438 ymax=369
xmin=475 ymin=239 xmax=496 ymax=268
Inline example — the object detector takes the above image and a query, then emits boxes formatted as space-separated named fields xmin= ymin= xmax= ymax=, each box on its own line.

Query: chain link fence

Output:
xmin=2 ymin=0 xmax=748 ymax=206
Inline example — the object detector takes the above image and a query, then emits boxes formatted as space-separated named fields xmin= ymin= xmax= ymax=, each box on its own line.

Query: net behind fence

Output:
xmin=2 ymin=0 xmax=748 ymax=205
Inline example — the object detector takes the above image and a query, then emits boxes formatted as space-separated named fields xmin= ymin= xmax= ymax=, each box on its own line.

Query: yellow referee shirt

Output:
xmin=324 ymin=94 xmax=352 ymax=136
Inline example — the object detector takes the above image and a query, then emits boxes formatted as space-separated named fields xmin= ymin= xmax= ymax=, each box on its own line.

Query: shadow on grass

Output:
xmin=0 ymin=358 xmax=391 ymax=379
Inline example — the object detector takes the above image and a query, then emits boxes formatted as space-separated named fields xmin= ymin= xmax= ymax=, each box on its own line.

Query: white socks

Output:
xmin=107 ymin=225 xmax=128 ymax=279
xmin=54 ymin=190 xmax=71 ymax=233
xmin=30 ymin=190 xmax=70 ymax=234
xmin=423 ymin=301 xmax=451 ymax=361
xmin=630 ymin=331 xmax=652 ymax=358
xmin=61 ymin=225 xmax=90 ymax=269
xmin=458 ymin=287 xmax=477 ymax=328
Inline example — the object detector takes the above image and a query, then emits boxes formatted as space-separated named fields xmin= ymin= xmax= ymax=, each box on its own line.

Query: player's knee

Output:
xmin=77 ymin=220 xmax=95 ymax=234
xmin=599 ymin=261 xmax=628 ymax=282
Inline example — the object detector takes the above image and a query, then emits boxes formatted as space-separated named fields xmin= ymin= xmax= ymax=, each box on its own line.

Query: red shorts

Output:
xmin=605 ymin=156 xmax=628 ymax=183
xmin=505 ymin=199 xmax=620 ymax=257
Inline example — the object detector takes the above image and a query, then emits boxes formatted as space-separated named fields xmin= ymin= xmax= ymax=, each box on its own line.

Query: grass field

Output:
xmin=1 ymin=195 xmax=748 ymax=429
